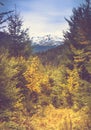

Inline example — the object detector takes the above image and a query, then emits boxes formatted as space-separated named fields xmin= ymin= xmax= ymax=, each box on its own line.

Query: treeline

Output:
xmin=0 ymin=0 xmax=91 ymax=130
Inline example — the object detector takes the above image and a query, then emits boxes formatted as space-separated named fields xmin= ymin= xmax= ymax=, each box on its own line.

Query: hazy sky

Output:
xmin=0 ymin=0 xmax=83 ymax=38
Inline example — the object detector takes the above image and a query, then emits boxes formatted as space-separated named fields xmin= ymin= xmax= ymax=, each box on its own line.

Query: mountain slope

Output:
xmin=32 ymin=44 xmax=58 ymax=53
xmin=32 ymin=35 xmax=63 ymax=53
xmin=36 ymin=43 xmax=73 ymax=66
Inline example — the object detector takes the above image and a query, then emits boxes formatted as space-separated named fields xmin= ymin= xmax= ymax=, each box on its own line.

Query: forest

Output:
xmin=0 ymin=0 xmax=91 ymax=130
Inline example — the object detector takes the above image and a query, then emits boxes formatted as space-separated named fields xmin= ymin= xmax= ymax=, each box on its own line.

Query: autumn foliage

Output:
xmin=0 ymin=0 xmax=91 ymax=130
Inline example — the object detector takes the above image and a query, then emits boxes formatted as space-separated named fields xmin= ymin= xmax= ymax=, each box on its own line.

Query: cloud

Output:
xmin=18 ymin=0 xmax=72 ymax=37
xmin=1 ymin=0 xmax=73 ymax=37
xmin=22 ymin=11 xmax=69 ymax=37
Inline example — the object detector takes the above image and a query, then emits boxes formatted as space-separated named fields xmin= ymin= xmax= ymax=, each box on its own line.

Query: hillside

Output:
xmin=32 ymin=44 xmax=58 ymax=53
xmin=36 ymin=43 xmax=73 ymax=66
xmin=0 ymin=0 xmax=91 ymax=130
xmin=32 ymin=35 xmax=63 ymax=53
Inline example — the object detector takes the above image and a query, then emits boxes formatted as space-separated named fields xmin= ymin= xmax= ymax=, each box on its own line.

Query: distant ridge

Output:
xmin=31 ymin=35 xmax=63 ymax=53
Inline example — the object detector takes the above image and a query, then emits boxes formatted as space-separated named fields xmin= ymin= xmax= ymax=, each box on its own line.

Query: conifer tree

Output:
xmin=63 ymin=0 xmax=91 ymax=112
xmin=0 ymin=2 xmax=13 ymax=30
xmin=0 ymin=52 xmax=24 ymax=121
xmin=7 ymin=9 xmax=31 ymax=57
xmin=64 ymin=0 xmax=91 ymax=81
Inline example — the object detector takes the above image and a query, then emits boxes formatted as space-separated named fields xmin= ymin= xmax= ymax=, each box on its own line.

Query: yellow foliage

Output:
xmin=30 ymin=105 xmax=91 ymax=130
xmin=23 ymin=57 xmax=51 ymax=93
xmin=23 ymin=57 xmax=42 ymax=92
xmin=66 ymin=68 xmax=80 ymax=93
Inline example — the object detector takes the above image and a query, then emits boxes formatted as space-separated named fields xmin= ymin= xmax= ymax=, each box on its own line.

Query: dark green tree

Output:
xmin=0 ymin=2 xmax=13 ymax=30
xmin=63 ymin=0 xmax=91 ymax=115
xmin=7 ymin=9 xmax=32 ymax=57
xmin=64 ymin=0 xmax=91 ymax=81
xmin=64 ymin=0 xmax=91 ymax=46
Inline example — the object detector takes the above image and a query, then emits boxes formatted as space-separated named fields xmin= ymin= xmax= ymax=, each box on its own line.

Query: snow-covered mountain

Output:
xmin=31 ymin=35 xmax=63 ymax=46
xmin=31 ymin=35 xmax=63 ymax=53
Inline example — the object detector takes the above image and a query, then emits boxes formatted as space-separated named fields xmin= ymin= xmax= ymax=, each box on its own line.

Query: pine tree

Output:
xmin=0 ymin=2 xmax=13 ymax=30
xmin=7 ymin=9 xmax=31 ymax=57
xmin=64 ymin=0 xmax=91 ymax=81
xmin=0 ymin=52 xmax=24 ymax=121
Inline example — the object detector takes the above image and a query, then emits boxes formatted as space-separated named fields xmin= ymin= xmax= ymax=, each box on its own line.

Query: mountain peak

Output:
xmin=31 ymin=35 xmax=63 ymax=46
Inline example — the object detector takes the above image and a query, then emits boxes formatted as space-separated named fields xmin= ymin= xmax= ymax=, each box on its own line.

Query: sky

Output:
xmin=0 ymin=0 xmax=84 ymax=38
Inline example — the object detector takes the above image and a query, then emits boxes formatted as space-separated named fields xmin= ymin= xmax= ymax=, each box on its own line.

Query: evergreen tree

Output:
xmin=7 ymin=9 xmax=31 ymax=57
xmin=63 ymin=0 xmax=91 ymax=113
xmin=0 ymin=2 xmax=13 ymax=30
xmin=0 ymin=52 xmax=24 ymax=121
xmin=64 ymin=0 xmax=91 ymax=81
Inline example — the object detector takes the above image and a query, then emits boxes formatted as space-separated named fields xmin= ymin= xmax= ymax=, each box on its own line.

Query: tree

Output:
xmin=7 ymin=9 xmax=31 ymax=57
xmin=64 ymin=0 xmax=91 ymax=45
xmin=0 ymin=2 xmax=13 ymax=30
xmin=64 ymin=0 xmax=91 ymax=81
xmin=63 ymin=0 xmax=91 ymax=111
xmin=24 ymin=56 xmax=49 ymax=93
xmin=0 ymin=52 xmax=24 ymax=122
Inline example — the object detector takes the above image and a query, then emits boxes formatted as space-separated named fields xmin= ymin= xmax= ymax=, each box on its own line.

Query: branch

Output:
xmin=0 ymin=11 xmax=13 ymax=16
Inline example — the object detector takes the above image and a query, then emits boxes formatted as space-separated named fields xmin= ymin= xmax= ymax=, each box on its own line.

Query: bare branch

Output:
xmin=0 ymin=11 xmax=13 ymax=16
